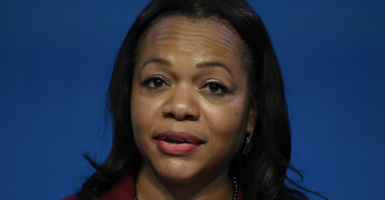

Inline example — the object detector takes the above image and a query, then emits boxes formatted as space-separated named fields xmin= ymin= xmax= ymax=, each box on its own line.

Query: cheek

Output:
xmin=131 ymin=91 xmax=147 ymax=134
xmin=130 ymin=85 xmax=161 ymax=148
xmin=202 ymin=97 xmax=249 ymax=152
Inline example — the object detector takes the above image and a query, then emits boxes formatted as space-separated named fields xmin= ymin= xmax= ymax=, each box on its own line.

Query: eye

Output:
xmin=201 ymin=80 xmax=228 ymax=95
xmin=143 ymin=76 xmax=168 ymax=88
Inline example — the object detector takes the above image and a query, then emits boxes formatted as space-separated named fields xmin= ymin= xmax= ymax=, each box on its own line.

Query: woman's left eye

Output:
xmin=143 ymin=76 xmax=168 ymax=88
xmin=201 ymin=81 xmax=228 ymax=95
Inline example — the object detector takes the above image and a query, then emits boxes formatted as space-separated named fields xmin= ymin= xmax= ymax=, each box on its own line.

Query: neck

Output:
xmin=136 ymin=162 xmax=233 ymax=200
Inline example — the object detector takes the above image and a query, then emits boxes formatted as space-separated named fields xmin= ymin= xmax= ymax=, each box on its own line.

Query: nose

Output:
xmin=162 ymin=86 xmax=200 ymax=121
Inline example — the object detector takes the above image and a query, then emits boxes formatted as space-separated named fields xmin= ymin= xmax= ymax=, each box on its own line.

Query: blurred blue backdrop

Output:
xmin=1 ymin=0 xmax=384 ymax=199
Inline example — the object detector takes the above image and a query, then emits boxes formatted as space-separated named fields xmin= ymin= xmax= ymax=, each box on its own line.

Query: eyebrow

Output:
xmin=141 ymin=58 xmax=232 ymax=76
xmin=141 ymin=58 xmax=171 ymax=70
xmin=196 ymin=61 xmax=232 ymax=76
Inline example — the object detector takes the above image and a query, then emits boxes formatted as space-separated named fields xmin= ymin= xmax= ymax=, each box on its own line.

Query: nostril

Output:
xmin=162 ymin=102 xmax=200 ymax=121
xmin=164 ymin=113 xmax=175 ymax=118
xmin=163 ymin=112 xmax=196 ymax=121
xmin=184 ymin=115 xmax=195 ymax=120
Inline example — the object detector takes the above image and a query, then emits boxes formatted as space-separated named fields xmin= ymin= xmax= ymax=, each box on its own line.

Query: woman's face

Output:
xmin=131 ymin=16 xmax=256 ymax=183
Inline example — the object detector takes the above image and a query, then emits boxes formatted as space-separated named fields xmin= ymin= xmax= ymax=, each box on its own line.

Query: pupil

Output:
xmin=209 ymin=84 xmax=219 ymax=92
xmin=154 ymin=79 xmax=163 ymax=87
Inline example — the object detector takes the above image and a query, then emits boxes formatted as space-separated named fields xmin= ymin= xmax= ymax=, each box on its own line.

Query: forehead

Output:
xmin=139 ymin=15 xmax=245 ymax=61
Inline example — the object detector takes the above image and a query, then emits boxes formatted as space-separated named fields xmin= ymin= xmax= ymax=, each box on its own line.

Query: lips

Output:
xmin=154 ymin=131 xmax=204 ymax=155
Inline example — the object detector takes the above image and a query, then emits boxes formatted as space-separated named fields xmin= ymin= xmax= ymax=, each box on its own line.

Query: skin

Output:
xmin=130 ymin=15 xmax=257 ymax=200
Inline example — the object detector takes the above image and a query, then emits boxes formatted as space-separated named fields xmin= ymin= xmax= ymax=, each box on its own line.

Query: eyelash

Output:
xmin=201 ymin=80 xmax=228 ymax=95
xmin=143 ymin=76 xmax=228 ymax=95
xmin=143 ymin=76 xmax=168 ymax=89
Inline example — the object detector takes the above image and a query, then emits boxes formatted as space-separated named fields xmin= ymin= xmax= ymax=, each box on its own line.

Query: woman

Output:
xmin=64 ymin=0 xmax=325 ymax=199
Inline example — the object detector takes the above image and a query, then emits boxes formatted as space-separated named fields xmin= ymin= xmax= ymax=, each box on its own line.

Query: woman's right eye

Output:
xmin=143 ymin=76 xmax=167 ymax=88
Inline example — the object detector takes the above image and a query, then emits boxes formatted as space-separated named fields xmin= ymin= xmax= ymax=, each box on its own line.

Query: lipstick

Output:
xmin=154 ymin=131 xmax=204 ymax=155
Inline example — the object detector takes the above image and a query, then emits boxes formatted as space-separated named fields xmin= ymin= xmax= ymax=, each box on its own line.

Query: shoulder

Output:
xmin=62 ymin=194 xmax=78 ymax=200
xmin=99 ymin=173 xmax=136 ymax=200
xmin=62 ymin=172 xmax=136 ymax=200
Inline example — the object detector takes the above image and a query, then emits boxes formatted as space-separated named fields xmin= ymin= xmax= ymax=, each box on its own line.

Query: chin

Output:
xmin=150 ymin=157 xmax=201 ymax=184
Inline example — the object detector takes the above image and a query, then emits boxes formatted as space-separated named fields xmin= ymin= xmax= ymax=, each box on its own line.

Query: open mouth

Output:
xmin=154 ymin=131 xmax=204 ymax=154
xmin=163 ymin=138 xmax=189 ymax=144
xmin=154 ymin=131 xmax=204 ymax=145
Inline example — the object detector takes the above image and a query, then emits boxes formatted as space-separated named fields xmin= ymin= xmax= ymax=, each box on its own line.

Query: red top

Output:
xmin=62 ymin=173 xmax=136 ymax=200
xmin=62 ymin=173 xmax=243 ymax=200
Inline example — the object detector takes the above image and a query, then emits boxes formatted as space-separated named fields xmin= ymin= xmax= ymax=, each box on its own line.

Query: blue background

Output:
xmin=1 ymin=0 xmax=384 ymax=199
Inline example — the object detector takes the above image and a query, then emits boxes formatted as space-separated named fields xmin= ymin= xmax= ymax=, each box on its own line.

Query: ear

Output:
xmin=246 ymin=103 xmax=258 ymax=134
